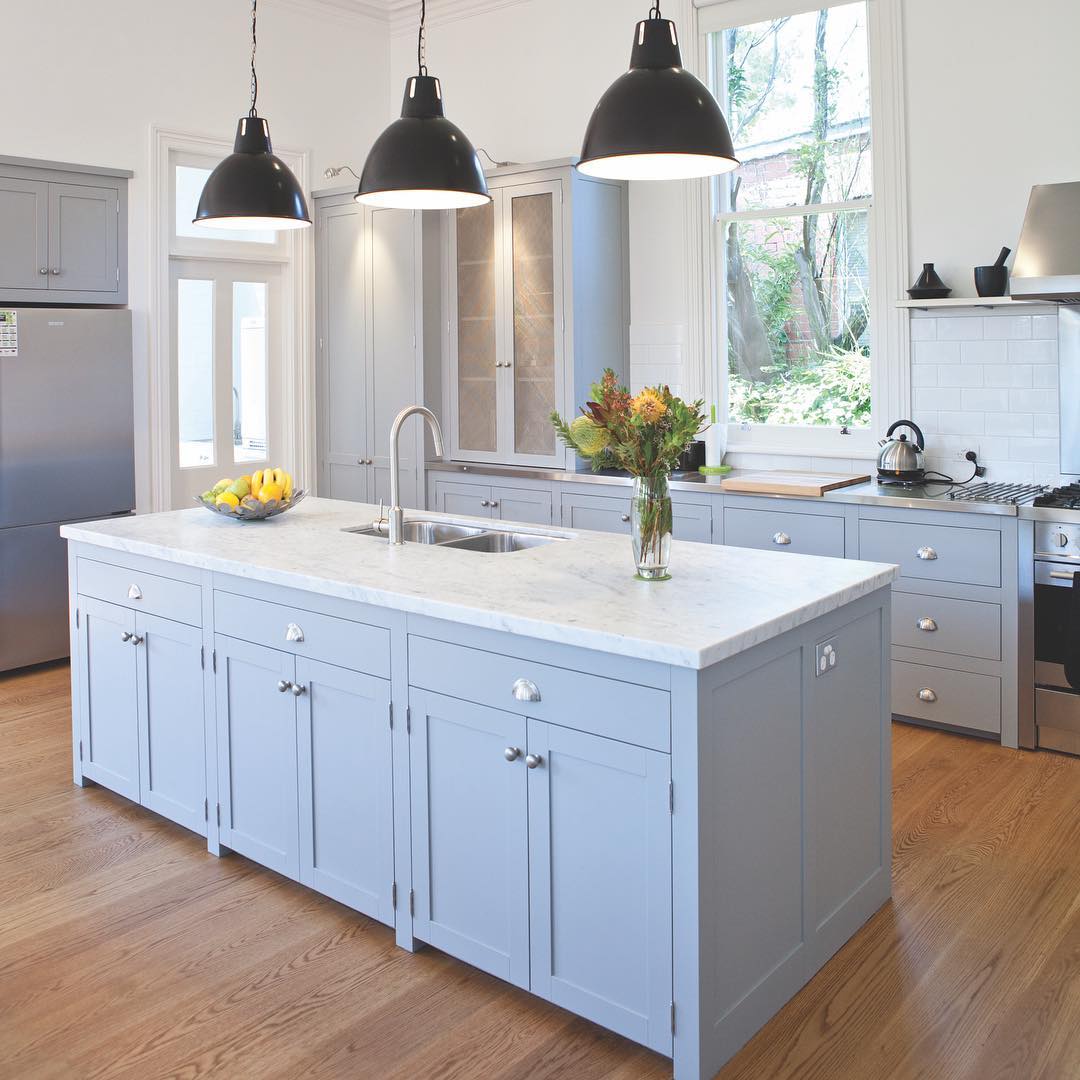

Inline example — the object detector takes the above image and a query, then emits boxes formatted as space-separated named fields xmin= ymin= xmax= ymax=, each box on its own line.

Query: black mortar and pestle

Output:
xmin=975 ymin=246 xmax=1011 ymax=297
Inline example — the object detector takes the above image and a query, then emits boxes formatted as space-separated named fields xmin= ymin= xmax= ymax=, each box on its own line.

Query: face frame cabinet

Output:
xmin=314 ymin=189 xmax=425 ymax=510
xmin=442 ymin=160 xmax=630 ymax=470
xmin=0 ymin=156 xmax=129 ymax=304
xmin=430 ymin=476 xmax=553 ymax=526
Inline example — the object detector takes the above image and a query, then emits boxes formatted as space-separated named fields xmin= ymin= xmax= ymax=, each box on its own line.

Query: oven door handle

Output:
xmin=1065 ymin=570 xmax=1080 ymax=691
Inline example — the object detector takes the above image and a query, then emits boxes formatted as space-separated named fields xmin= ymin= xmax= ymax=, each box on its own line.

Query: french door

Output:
xmin=169 ymin=260 xmax=283 ymax=506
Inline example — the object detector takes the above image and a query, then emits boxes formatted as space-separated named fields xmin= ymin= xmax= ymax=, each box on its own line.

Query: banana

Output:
xmin=282 ymin=471 xmax=293 ymax=500
xmin=273 ymin=467 xmax=286 ymax=489
xmin=251 ymin=470 xmax=264 ymax=498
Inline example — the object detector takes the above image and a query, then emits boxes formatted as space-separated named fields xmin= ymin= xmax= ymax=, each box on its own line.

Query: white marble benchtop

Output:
xmin=62 ymin=498 xmax=897 ymax=670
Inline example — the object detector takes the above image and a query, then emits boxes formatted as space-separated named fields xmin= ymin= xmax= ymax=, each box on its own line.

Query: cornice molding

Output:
xmin=387 ymin=0 xmax=533 ymax=36
xmin=276 ymin=0 xmax=391 ymax=26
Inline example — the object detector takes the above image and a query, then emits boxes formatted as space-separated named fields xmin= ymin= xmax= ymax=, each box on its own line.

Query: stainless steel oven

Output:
xmin=1034 ymin=521 xmax=1080 ymax=754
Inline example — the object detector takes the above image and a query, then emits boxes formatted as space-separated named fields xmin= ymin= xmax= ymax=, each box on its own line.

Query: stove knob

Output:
xmin=1058 ymin=532 xmax=1069 ymax=548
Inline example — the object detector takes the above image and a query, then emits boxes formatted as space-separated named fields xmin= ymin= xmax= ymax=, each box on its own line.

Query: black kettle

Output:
xmin=877 ymin=420 xmax=926 ymax=484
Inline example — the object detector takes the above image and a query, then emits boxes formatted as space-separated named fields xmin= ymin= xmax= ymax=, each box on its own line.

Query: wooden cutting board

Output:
xmin=719 ymin=470 xmax=871 ymax=497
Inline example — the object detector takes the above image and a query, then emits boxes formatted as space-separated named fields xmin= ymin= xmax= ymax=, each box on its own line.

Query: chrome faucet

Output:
xmin=388 ymin=405 xmax=445 ymax=544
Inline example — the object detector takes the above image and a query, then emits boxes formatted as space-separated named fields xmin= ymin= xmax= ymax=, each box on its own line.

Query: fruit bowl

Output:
xmin=195 ymin=469 xmax=304 ymax=521
xmin=195 ymin=489 xmax=306 ymax=521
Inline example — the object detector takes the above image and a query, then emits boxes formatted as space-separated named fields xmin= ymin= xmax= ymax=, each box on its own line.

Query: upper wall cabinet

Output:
xmin=443 ymin=162 xmax=629 ymax=469
xmin=314 ymin=192 xmax=425 ymax=509
xmin=0 ymin=156 xmax=129 ymax=305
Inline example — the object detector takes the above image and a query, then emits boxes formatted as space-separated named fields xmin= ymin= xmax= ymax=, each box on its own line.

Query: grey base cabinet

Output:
xmin=431 ymin=477 xmax=553 ymax=525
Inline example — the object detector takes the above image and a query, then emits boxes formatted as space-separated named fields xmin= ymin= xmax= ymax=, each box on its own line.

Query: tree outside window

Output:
xmin=713 ymin=2 xmax=872 ymax=431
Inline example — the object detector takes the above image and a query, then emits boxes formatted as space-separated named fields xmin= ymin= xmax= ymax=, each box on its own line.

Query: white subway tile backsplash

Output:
xmin=961 ymin=388 xmax=1010 ymax=411
xmin=1033 ymin=365 xmax=1058 ymax=388
xmin=983 ymin=460 xmax=1036 ymax=483
xmin=983 ymin=315 xmax=1032 ymax=339
xmin=938 ymin=411 xmax=984 ymax=435
xmin=938 ymin=364 xmax=983 ymax=387
xmin=1009 ymin=437 xmax=1059 ymax=463
xmin=911 ymin=365 xmax=938 ymax=387
xmin=1009 ymin=339 xmax=1057 ymax=365
xmin=983 ymin=365 xmax=1033 ymax=388
xmin=909 ymin=318 xmax=937 ymax=341
xmin=1032 ymin=315 xmax=1058 ymax=340
xmin=1033 ymin=413 xmax=1058 ymax=438
xmin=1010 ymin=388 xmax=1059 ymax=413
xmin=986 ymin=412 xmax=1034 ymax=437
xmin=914 ymin=341 xmax=960 ymax=365
xmin=915 ymin=387 xmax=962 ymax=411
xmin=937 ymin=317 xmax=983 ymax=341
xmin=961 ymin=340 xmax=1008 ymax=365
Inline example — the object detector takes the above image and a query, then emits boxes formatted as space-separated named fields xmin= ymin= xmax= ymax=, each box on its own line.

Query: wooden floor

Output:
xmin=3 ymin=667 xmax=1080 ymax=1080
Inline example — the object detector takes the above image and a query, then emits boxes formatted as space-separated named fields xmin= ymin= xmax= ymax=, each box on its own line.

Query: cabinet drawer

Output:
xmin=561 ymin=493 xmax=631 ymax=535
xmin=77 ymin=558 xmax=202 ymax=626
xmin=408 ymin=636 xmax=670 ymax=752
xmin=891 ymin=592 xmax=1002 ymax=660
xmin=723 ymin=507 xmax=844 ymax=558
xmin=214 ymin=591 xmax=390 ymax=678
xmin=860 ymin=519 xmax=1001 ymax=587
xmin=891 ymin=660 xmax=1001 ymax=735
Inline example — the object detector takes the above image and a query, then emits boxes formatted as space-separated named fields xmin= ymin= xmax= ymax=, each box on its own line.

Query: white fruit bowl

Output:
xmin=194 ymin=489 xmax=307 ymax=521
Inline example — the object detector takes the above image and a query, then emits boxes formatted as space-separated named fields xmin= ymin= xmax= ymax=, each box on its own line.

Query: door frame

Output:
xmin=149 ymin=126 xmax=312 ymax=512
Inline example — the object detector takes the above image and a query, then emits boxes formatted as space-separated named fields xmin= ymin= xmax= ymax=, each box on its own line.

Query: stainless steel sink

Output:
xmin=344 ymin=518 xmax=569 ymax=552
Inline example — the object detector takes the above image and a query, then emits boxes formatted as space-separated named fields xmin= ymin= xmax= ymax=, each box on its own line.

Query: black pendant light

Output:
xmin=194 ymin=0 xmax=311 ymax=231
xmin=356 ymin=0 xmax=489 ymax=210
xmin=578 ymin=3 xmax=739 ymax=181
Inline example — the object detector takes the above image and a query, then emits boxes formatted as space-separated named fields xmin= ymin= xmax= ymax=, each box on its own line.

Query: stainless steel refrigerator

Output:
xmin=0 ymin=308 xmax=134 ymax=671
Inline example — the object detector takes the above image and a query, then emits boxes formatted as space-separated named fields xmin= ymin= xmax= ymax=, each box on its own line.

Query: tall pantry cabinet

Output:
xmin=314 ymin=190 xmax=425 ymax=509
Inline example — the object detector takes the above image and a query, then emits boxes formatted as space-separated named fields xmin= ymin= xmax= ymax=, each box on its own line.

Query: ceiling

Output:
xmin=285 ymin=0 xmax=531 ymax=35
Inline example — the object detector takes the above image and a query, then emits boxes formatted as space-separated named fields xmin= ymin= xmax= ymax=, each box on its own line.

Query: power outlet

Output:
xmin=815 ymin=638 xmax=839 ymax=677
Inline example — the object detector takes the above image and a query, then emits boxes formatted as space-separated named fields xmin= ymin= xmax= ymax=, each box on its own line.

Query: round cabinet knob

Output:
xmin=130 ymin=635 xmax=144 ymax=646
xmin=773 ymin=531 xmax=792 ymax=546
xmin=917 ymin=617 xmax=938 ymax=632
xmin=917 ymin=687 xmax=938 ymax=703
xmin=277 ymin=680 xmax=292 ymax=693
xmin=525 ymin=753 xmax=543 ymax=769
xmin=285 ymin=623 xmax=305 ymax=643
xmin=511 ymin=677 xmax=541 ymax=703
xmin=291 ymin=683 xmax=307 ymax=696
xmin=490 ymin=500 xmax=499 ymax=508
xmin=916 ymin=546 xmax=938 ymax=561
xmin=621 ymin=514 xmax=631 ymax=523
xmin=120 ymin=631 xmax=132 ymax=642
xmin=50 ymin=268 xmax=61 ymax=275
xmin=504 ymin=746 xmax=522 ymax=762
xmin=480 ymin=499 xmax=490 ymax=507
xmin=127 ymin=584 xmax=143 ymax=600
xmin=39 ymin=267 xmax=49 ymax=275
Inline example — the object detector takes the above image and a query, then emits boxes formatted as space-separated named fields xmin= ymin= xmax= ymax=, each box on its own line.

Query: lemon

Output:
xmin=258 ymin=482 xmax=284 ymax=504
xmin=216 ymin=491 xmax=240 ymax=510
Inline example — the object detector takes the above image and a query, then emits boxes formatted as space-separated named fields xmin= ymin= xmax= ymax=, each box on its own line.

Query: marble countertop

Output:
xmin=426 ymin=460 xmax=1025 ymax=516
xmin=61 ymin=498 xmax=897 ymax=671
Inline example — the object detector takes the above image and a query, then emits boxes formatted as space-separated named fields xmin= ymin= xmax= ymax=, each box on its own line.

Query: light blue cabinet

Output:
xmin=137 ymin=612 xmax=206 ymax=833
xmin=527 ymin=720 xmax=672 ymax=1055
xmin=215 ymin=635 xmax=300 ymax=880
xmin=409 ymin=689 xmax=531 ymax=988
xmin=77 ymin=597 xmax=139 ymax=801
xmin=296 ymin=657 xmax=394 ymax=922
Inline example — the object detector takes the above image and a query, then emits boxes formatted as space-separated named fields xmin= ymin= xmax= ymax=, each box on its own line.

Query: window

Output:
xmin=708 ymin=0 xmax=879 ymax=449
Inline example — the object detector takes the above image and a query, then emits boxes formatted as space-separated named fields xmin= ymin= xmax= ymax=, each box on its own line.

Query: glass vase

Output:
xmin=632 ymin=474 xmax=672 ymax=580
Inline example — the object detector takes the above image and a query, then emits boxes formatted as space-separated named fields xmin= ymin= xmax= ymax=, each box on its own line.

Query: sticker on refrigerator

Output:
xmin=0 ymin=311 xmax=17 ymax=356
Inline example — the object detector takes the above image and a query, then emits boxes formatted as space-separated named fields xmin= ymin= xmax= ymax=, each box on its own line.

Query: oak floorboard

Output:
xmin=2 ymin=664 xmax=1080 ymax=1079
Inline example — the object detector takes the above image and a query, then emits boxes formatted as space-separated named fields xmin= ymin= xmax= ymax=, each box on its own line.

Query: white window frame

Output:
xmin=695 ymin=0 xmax=909 ymax=460
xmin=148 ymin=125 xmax=314 ymax=511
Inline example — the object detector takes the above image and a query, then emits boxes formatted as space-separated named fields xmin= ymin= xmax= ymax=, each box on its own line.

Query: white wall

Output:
xmin=1 ymin=0 xmax=389 ymax=510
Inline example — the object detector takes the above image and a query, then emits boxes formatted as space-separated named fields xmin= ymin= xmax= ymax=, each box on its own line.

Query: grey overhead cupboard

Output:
xmin=442 ymin=160 xmax=630 ymax=468
xmin=314 ymin=189 xmax=425 ymax=509
xmin=0 ymin=156 xmax=129 ymax=304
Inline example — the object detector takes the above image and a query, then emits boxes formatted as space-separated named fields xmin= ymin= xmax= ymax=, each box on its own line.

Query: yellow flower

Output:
xmin=631 ymin=388 xmax=667 ymax=423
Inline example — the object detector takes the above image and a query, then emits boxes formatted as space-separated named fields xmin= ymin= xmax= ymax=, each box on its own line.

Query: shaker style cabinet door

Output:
xmin=135 ymin=612 xmax=206 ymax=835
xmin=48 ymin=183 xmax=119 ymax=294
xmin=77 ymin=597 xmax=140 ymax=801
xmin=526 ymin=721 xmax=673 ymax=1056
xmin=408 ymin=689 xmax=530 ymax=989
xmin=295 ymin=656 xmax=394 ymax=924
xmin=215 ymin=635 xmax=300 ymax=880
xmin=0 ymin=176 xmax=49 ymax=290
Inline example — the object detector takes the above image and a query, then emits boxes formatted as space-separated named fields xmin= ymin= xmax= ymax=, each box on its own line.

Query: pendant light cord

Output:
xmin=649 ymin=3 xmax=662 ymax=17
xmin=249 ymin=0 xmax=259 ymax=117
xmin=417 ymin=0 xmax=428 ymax=75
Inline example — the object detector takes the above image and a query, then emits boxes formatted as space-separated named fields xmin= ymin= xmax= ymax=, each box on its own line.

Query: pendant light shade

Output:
xmin=356 ymin=0 xmax=489 ymax=210
xmin=578 ymin=8 xmax=739 ymax=181
xmin=194 ymin=115 xmax=311 ymax=230
xmin=194 ymin=0 xmax=311 ymax=231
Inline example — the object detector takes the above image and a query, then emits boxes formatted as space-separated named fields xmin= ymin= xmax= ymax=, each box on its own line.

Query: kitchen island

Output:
xmin=62 ymin=498 xmax=897 ymax=1079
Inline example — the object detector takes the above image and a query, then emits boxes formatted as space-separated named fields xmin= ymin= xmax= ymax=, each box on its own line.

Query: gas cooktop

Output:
xmin=1034 ymin=483 xmax=1080 ymax=509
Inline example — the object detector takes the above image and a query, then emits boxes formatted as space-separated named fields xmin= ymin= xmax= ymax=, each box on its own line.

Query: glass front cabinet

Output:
xmin=444 ymin=162 xmax=629 ymax=468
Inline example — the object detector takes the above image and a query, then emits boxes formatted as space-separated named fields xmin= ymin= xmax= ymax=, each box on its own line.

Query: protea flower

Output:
xmin=631 ymin=388 xmax=667 ymax=423
xmin=569 ymin=415 xmax=611 ymax=456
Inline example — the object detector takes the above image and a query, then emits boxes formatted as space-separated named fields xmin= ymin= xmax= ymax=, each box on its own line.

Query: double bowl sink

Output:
xmin=345 ymin=518 xmax=570 ymax=553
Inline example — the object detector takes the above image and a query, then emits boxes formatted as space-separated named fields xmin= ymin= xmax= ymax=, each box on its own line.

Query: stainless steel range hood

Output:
xmin=1012 ymin=182 xmax=1080 ymax=302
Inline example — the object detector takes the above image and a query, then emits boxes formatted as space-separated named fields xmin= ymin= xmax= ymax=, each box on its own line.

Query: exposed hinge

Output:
xmin=409 ymin=888 xmax=415 ymax=916
xmin=78 ymin=740 xmax=83 ymax=761
xmin=669 ymin=780 xmax=674 ymax=815
xmin=406 ymin=705 xmax=412 ymax=734
xmin=75 ymin=607 xmax=80 ymax=629
xmin=200 ymin=645 xmax=205 ymax=670
xmin=671 ymin=1001 xmax=675 ymax=1035
xmin=392 ymin=881 xmax=398 ymax=908
xmin=204 ymin=797 xmax=209 ymax=821
xmin=216 ymin=803 xmax=221 ymax=826
xmin=212 ymin=649 xmax=217 ymax=673
xmin=388 ymin=701 xmax=393 ymax=730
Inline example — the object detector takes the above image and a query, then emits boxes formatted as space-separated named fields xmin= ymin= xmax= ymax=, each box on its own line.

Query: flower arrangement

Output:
xmin=552 ymin=370 xmax=708 ymax=579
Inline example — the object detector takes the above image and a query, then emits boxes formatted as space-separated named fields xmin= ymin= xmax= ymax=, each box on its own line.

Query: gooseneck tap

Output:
xmin=388 ymin=405 xmax=445 ymax=544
